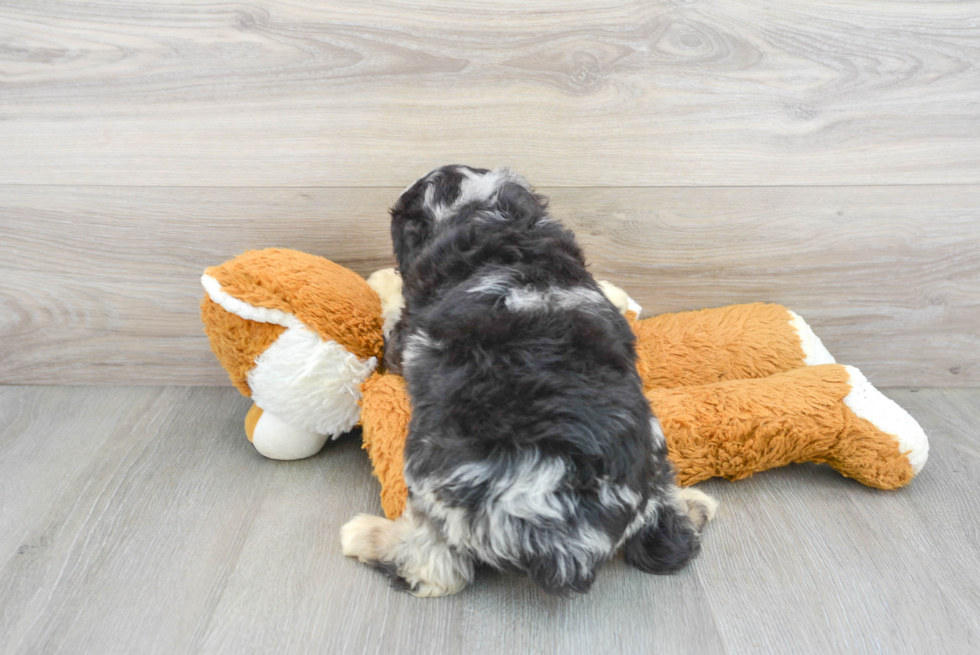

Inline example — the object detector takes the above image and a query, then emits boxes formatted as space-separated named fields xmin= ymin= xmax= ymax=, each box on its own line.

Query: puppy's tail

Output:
xmin=624 ymin=487 xmax=718 ymax=574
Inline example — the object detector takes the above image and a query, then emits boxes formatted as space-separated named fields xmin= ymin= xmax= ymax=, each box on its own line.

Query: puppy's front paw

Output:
xmin=340 ymin=514 xmax=391 ymax=562
xmin=676 ymin=488 xmax=719 ymax=530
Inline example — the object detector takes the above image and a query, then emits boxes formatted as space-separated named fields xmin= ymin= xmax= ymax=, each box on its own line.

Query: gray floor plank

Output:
xmin=2 ymin=386 xmax=978 ymax=654
xmin=0 ymin=386 xmax=165 ymax=648
xmin=0 ymin=387 xmax=275 ymax=655
xmin=197 ymin=433 xmax=726 ymax=655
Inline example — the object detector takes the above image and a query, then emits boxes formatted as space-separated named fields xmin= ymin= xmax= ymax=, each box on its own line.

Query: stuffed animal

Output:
xmin=201 ymin=249 xmax=384 ymax=460
xmin=201 ymin=249 xmax=929 ymax=518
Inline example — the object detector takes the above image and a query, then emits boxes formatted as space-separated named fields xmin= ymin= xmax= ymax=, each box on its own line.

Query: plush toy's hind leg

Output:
xmin=648 ymin=364 xmax=928 ymax=489
xmin=828 ymin=366 xmax=928 ymax=488
xmin=630 ymin=303 xmax=835 ymax=390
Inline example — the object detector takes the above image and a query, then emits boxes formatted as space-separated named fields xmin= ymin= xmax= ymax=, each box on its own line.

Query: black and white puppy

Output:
xmin=341 ymin=166 xmax=716 ymax=596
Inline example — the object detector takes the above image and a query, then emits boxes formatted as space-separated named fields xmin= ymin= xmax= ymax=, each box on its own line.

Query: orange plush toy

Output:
xmin=201 ymin=249 xmax=929 ymax=518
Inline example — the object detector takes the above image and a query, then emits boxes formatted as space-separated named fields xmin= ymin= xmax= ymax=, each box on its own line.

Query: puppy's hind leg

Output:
xmin=675 ymin=487 xmax=719 ymax=532
xmin=340 ymin=508 xmax=473 ymax=597
xmin=624 ymin=486 xmax=718 ymax=574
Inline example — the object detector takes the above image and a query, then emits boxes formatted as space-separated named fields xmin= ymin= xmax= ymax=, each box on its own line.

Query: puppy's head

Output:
xmin=390 ymin=165 xmax=542 ymax=269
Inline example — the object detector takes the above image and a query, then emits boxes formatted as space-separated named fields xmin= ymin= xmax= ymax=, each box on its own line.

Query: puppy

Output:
xmin=342 ymin=166 xmax=716 ymax=596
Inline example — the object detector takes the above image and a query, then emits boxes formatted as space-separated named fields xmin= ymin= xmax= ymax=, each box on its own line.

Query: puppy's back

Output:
xmin=402 ymin=271 xmax=659 ymax=594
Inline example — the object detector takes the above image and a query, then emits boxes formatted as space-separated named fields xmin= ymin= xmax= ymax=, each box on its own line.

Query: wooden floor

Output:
xmin=0 ymin=385 xmax=978 ymax=655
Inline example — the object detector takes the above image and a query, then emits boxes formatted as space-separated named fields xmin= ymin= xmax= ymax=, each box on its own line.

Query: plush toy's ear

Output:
xmin=201 ymin=249 xmax=385 ymax=459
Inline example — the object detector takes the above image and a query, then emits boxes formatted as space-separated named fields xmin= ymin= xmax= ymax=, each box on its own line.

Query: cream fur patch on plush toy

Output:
xmin=366 ymin=267 xmax=405 ymax=338
xmin=200 ymin=250 xmax=929 ymax=512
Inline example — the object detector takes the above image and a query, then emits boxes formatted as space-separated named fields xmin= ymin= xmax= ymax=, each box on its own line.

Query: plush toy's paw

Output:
xmin=366 ymin=268 xmax=405 ymax=338
xmin=651 ymin=364 xmax=928 ymax=490
xmin=597 ymin=280 xmax=643 ymax=318
xmin=245 ymin=405 xmax=330 ymax=460
xmin=830 ymin=365 xmax=929 ymax=488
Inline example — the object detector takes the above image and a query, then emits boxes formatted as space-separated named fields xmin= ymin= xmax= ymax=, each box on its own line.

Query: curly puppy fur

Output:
xmin=341 ymin=165 xmax=716 ymax=596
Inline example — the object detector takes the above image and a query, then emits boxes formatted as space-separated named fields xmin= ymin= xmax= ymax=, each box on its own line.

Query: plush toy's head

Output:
xmin=201 ymin=248 xmax=384 ymax=458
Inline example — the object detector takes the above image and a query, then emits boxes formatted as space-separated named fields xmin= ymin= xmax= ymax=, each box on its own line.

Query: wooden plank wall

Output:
xmin=1 ymin=1 xmax=978 ymax=387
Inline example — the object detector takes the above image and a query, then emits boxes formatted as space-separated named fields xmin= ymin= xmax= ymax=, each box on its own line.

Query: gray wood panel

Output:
xmin=1 ymin=385 xmax=978 ymax=654
xmin=2 ymin=184 xmax=977 ymax=386
xmin=197 ymin=447 xmax=725 ymax=655
xmin=0 ymin=386 xmax=275 ymax=655
xmin=1 ymin=0 xmax=978 ymax=187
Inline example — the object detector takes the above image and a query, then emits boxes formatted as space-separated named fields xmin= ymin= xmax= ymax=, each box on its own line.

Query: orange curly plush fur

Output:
xmin=649 ymin=364 xmax=915 ymax=490
xmin=200 ymin=250 xmax=928 ymax=518
xmin=633 ymin=303 xmax=808 ymax=389
xmin=360 ymin=373 xmax=413 ymax=518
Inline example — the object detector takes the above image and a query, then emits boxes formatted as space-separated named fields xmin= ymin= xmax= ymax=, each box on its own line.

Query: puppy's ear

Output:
xmin=495 ymin=182 xmax=548 ymax=221
xmin=390 ymin=206 xmax=433 ymax=270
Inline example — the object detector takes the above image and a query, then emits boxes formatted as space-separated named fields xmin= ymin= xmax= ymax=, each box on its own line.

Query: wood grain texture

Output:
xmin=2 ymin=184 xmax=977 ymax=386
xmin=1 ymin=386 xmax=978 ymax=654
xmin=198 ymin=445 xmax=725 ymax=655
xmin=1 ymin=0 xmax=979 ymax=186
xmin=0 ymin=386 xmax=275 ymax=655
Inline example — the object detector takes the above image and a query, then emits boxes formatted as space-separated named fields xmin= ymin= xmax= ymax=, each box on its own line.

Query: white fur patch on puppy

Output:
xmin=423 ymin=166 xmax=532 ymax=223
xmin=466 ymin=273 xmax=513 ymax=296
xmin=341 ymin=510 xmax=473 ymax=598
xmin=505 ymin=286 xmax=606 ymax=313
xmin=402 ymin=330 xmax=442 ymax=369
xmin=650 ymin=417 xmax=667 ymax=448
xmin=341 ymin=514 xmax=393 ymax=563
xmin=455 ymin=166 xmax=530 ymax=207
xmin=598 ymin=479 xmax=643 ymax=512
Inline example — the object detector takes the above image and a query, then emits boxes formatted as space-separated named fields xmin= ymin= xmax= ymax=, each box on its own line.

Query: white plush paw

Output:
xmin=250 ymin=410 xmax=330 ymax=460
xmin=366 ymin=268 xmax=405 ymax=337
xmin=843 ymin=365 xmax=929 ymax=473
xmin=597 ymin=280 xmax=642 ymax=317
